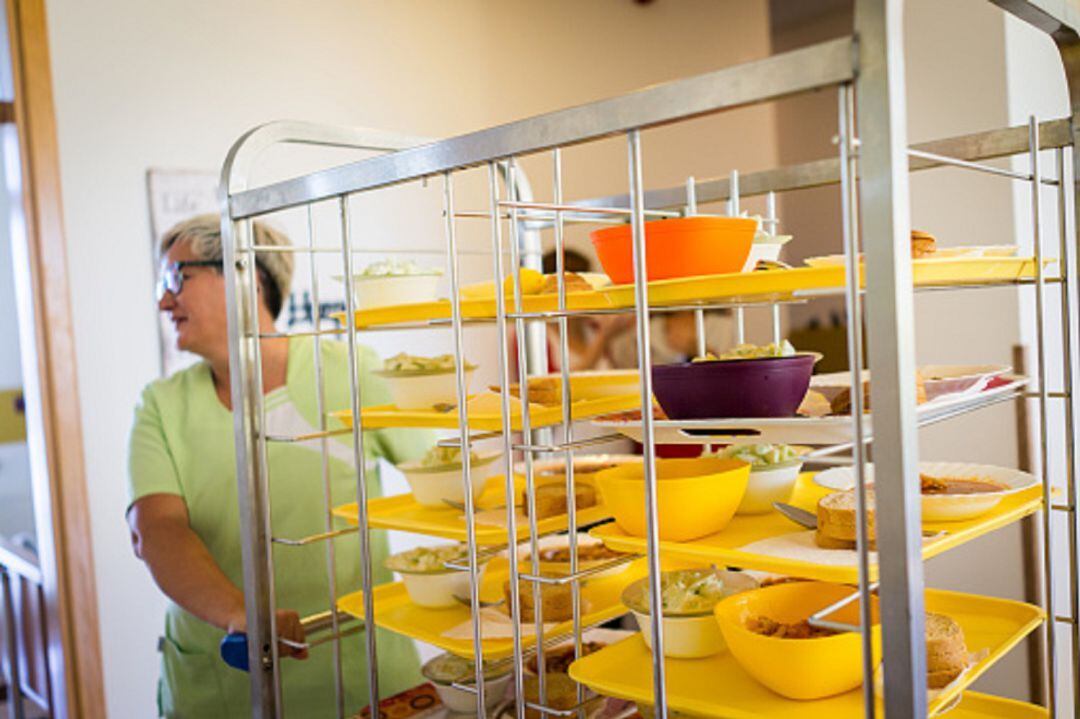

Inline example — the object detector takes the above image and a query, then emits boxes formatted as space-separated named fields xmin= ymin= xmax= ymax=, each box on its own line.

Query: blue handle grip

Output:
xmin=220 ymin=632 xmax=250 ymax=672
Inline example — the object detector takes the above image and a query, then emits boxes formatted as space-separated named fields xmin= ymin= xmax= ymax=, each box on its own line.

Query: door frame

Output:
xmin=3 ymin=0 xmax=104 ymax=716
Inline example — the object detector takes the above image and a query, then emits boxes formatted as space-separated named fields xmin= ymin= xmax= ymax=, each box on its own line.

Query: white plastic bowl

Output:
xmin=342 ymin=273 xmax=442 ymax=309
xmin=377 ymin=367 xmax=474 ymax=410
xmin=399 ymin=569 xmax=471 ymax=609
xmin=736 ymin=462 xmax=803 ymax=515
xmin=398 ymin=451 xmax=502 ymax=507
xmin=432 ymin=673 xmax=511 ymax=713
xmin=630 ymin=610 xmax=726 ymax=659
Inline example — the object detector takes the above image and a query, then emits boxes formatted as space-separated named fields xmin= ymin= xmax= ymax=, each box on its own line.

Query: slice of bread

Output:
xmin=925 ymin=613 xmax=967 ymax=688
xmin=911 ymin=230 xmax=938 ymax=258
xmin=815 ymin=490 xmax=877 ymax=548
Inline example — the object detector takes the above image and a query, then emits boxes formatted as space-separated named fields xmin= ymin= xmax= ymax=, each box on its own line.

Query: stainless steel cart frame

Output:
xmin=217 ymin=1 xmax=1080 ymax=717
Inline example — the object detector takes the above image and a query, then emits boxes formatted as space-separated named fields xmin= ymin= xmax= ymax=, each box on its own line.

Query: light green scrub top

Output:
xmin=128 ymin=336 xmax=429 ymax=718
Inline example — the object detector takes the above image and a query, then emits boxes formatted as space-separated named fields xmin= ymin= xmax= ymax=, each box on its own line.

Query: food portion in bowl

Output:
xmin=919 ymin=474 xmax=1007 ymax=494
xmin=421 ymin=652 xmax=511 ymax=712
xmin=596 ymin=457 xmax=750 ymax=542
xmin=396 ymin=445 xmax=502 ymax=508
xmin=338 ymin=259 xmax=444 ymax=309
xmin=653 ymin=343 xmax=817 ymax=420
xmin=375 ymin=353 xmax=476 ymax=410
xmin=716 ymin=581 xmax=882 ymax=700
xmin=385 ymin=544 xmax=473 ymax=609
xmin=746 ymin=616 xmax=840 ymax=639
xmin=715 ymin=443 xmax=805 ymax=515
xmin=622 ymin=568 xmax=757 ymax=658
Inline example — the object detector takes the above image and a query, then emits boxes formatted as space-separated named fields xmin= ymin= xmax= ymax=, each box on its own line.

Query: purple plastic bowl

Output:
xmin=651 ymin=354 xmax=817 ymax=420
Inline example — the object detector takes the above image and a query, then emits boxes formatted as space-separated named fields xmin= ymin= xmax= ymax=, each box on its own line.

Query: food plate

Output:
xmin=599 ymin=257 xmax=1050 ymax=309
xmin=333 ymin=470 xmax=614 ymax=544
xmin=329 ymin=289 xmax=613 ymax=329
xmin=592 ymin=375 xmax=1027 ymax=445
xmin=812 ymin=462 xmax=1038 ymax=522
xmin=809 ymin=365 xmax=1012 ymax=403
xmin=332 ymin=392 xmax=640 ymax=432
xmin=589 ymin=474 xmax=1045 ymax=584
xmin=567 ymin=589 xmax=1043 ymax=718
xmin=336 ymin=557 xmax=648 ymax=660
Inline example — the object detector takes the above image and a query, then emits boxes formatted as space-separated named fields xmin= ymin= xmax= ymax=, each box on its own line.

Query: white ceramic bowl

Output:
xmin=342 ymin=273 xmax=442 ymax=309
xmin=736 ymin=462 xmax=803 ymax=515
xmin=622 ymin=570 xmax=758 ymax=659
xmin=376 ymin=367 xmax=474 ymax=410
xmin=813 ymin=461 xmax=1038 ymax=522
xmin=432 ymin=674 xmax=511 ymax=713
xmin=422 ymin=654 xmax=512 ymax=712
xmin=399 ymin=569 xmax=471 ymax=609
xmin=630 ymin=610 xmax=726 ymax=659
xmin=398 ymin=451 xmax=502 ymax=507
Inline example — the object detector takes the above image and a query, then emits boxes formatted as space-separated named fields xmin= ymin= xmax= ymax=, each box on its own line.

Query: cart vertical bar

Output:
xmin=1029 ymin=117 xmax=1059 ymax=716
xmin=1056 ymin=146 xmax=1080 ymax=712
xmin=307 ymin=205 xmax=345 ymax=719
xmin=489 ymin=161 xmax=527 ymax=719
xmin=627 ymin=128 xmax=668 ymax=716
xmin=338 ymin=197 xmax=381 ymax=714
xmin=853 ymin=1 xmax=927 ymax=716
xmin=838 ymin=83 xmax=874 ymax=719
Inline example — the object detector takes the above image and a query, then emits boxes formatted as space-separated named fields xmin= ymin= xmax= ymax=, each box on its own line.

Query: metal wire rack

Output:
xmin=217 ymin=2 xmax=1080 ymax=718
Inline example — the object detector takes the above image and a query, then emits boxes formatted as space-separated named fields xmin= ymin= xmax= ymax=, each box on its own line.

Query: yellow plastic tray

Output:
xmin=336 ymin=556 xmax=647 ymax=660
xmin=330 ymin=289 xmax=613 ymax=329
xmin=590 ymin=474 xmax=1045 ymax=584
xmin=330 ymin=392 xmax=640 ymax=431
xmin=332 ymin=474 xmax=613 ymax=544
xmin=943 ymin=693 xmax=1048 ymax=718
xmin=600 ymin=257 xmax=1049 ymax=308
xmin=567 ymin=589 xmax=1044 ymax=718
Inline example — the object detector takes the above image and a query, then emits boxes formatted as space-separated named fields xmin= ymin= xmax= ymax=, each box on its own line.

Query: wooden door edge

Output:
xmin=6 ymin=0 xmax=106 ymax=716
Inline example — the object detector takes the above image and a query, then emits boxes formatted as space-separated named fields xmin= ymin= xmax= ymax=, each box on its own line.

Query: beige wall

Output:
xmin=44 ymin=2 xmax=777 ymax=715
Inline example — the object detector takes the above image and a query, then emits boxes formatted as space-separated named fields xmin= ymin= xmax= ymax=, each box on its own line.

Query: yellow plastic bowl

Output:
xmin=715 ymin=582 xmax=882 ymax=700
xmin=594 ymin=457 xmax=749 ymax=542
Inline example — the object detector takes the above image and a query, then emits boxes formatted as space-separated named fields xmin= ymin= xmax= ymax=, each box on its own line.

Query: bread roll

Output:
xmin=926 ymin=613 xmax=967 ymax=688
xmin=504 ymin=580 xmax=578 ymax=623
xmin=815 ymin=489 xmax=877 ymax=549
xmin=527 ymin=482 xmax=598 ymax=520
xmin=911 ymin=230 xmax=937 ymax=258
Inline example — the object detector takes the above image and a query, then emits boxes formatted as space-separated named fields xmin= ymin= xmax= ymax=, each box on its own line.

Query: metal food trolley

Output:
xmin=217 ymin=1 xmax=1080 ymax=716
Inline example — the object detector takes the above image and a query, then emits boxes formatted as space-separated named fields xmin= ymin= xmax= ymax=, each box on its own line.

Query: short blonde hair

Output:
xmin=160 ymin=214 xmax=294 ymax=318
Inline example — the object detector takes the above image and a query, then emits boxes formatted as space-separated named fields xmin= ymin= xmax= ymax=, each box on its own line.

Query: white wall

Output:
xmin=44 ymin=2 xmax=778 ymax=715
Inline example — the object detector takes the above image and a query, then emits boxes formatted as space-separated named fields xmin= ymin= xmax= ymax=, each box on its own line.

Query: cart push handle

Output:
xmin=220 ymin=612 xmax=362 ymax=671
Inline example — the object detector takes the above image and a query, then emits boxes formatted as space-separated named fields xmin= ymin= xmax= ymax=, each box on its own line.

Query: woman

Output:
xmin=127 ymin=215 xmax=427 ymax=717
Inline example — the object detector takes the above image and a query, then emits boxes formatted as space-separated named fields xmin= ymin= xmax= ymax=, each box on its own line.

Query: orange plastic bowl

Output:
xmin=590 ymin=216 xmax=756 ymax=285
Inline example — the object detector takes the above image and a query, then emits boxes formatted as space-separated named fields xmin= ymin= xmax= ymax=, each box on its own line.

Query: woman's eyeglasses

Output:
xmin=156 ymin=259 xmax=222 ymax=300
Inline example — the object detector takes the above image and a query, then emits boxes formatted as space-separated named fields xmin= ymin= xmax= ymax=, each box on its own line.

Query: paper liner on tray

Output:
xmin=441 ymin=599 xmax=594 ymax=641
xmin=736 ymin=529 xmax=943 ymax=567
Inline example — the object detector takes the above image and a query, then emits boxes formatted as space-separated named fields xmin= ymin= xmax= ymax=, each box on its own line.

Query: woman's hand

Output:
xmin=226 ymin=607 xmax=309 ymax=661
xmin=129 ymin=494 xmax=309 ymax=660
